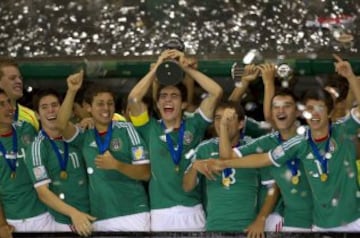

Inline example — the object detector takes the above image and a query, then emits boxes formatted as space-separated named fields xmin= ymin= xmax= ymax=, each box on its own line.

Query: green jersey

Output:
xmin=243 ymin=117 xmax=270 ymax=139
xmin=135 ymin=112 xmax=210 ymax=210
xmin=26 ymin=130 xmax=90 ymax=224
xmin=269 ymin=111 xmax=360 ymax=228
xmin=0 ymin=121 xmax=47 ymax=219
xmin=237 ymin=131 xmax=313 ymax=228
xmin=194 ymin=137 xmax=258 ymax=231
xmin=67 ymin=121 xmax=149 ymax=220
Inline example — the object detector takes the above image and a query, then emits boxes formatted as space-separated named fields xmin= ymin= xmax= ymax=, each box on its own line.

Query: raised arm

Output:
xmin=333 ymin=54 xmax=360 ymax=116
xmin=182 ymin=64 xmax=223 ymax=120
xmin=258 ymin=63 xmax=276 ymax=124
xmin=128 ymin=50 xmax=179 ymax=116
xmin=219 ymin=108 xmax=238 ymax=159
xmin=228 ymin=64 xmax=260 ymax=104
xmin=56 ymin=71 xmax=84 ymax=140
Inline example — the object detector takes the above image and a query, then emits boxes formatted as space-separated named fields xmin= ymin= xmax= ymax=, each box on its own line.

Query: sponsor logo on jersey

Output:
xmin=132 ymin=146 xmax=146 ymax=161
xmin=211 ymin=152 xmax=219 ymax=156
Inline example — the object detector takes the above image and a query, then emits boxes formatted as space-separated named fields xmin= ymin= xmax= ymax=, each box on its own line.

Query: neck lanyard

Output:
xmin=94 ymin=122 xmax=113 ymax=154
xmin=308 ymin=126 xmax=332 ymax=182
xmin=13 ymin=104 xmax=19 ymax=121
xmin=161 ymin=120 xmax=185 ymax=172
xmin=42 ymin=130 xmax=69 ymax=180
xmin=0 ymin=126 xmax=18 ymax=179
xmin=277 ymin=132 xmax=300 ymax=185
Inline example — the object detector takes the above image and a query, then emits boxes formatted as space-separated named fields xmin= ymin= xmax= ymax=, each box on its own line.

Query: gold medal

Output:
xmin=291 ymin=175 xmax=299 ymax=185
xmin=10 ymin=172 xmax=16 ymax=179
xmin=175 ymin=166 xmax=179 ymax=173
xmin=320 ymin=173 xmax=328 ymax=182
xmin=60 ymin=171 xmax=68 ymax=180
xmin=222 ymin=177 xmax=231 ymax=187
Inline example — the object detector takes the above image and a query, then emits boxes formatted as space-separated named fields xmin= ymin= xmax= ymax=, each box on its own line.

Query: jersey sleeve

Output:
xmin=124 ymin=122 xmax=150 ymax=165
xmin=25 ymin=138 xmax=51 ymax=188
xmin=269 ymin=135 xmax=303 ymax=167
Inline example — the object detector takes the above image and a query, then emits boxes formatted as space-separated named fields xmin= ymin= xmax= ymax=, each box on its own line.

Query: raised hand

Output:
xmin=333 ymin=54 xmax=356 ymax=79
xmin=242 ymin=64 xmax=260 ymax=83
xmin=220 ymin=108 xmax=237 ymax=128
xmin=67 ymin=70 xmax=84 ymax=92
xmin=257 ymin=63 xmax=276 ymax=84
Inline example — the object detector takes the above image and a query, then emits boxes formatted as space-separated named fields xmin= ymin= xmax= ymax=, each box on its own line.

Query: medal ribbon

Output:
xmin=308 ymin=126 xmax=332 ymax=175
xmin=94 ymin=121 xmax=113 ymax=154
xmin=276 ymin=132 xmax=299 ymax=177
xmin=161 ymin=120 xmax=185 ymax=168
xmin=0 ymin=126 xmax=18 ymax=174
xmin=42 ymin=130 xmax=69 ymax=172
xmin=13 ymin=104 xmax=19 ymax=121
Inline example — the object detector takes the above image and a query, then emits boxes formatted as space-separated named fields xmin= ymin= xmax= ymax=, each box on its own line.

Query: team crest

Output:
xmin=110 ymin=138 xmax=122 ymax=151
xmin=132 ymin=146 xmax=146 ymax=161
xmin=329 ymin=139 xmax=336 ymax=152
xmin=183 ymin=131 xmax=193 ymax=145
xmin=22 ymin=134 xmax=33 ymax=145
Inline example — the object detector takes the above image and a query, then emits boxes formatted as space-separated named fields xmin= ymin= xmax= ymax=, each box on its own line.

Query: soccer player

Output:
xmin=26 ymin=89 xmax=95 ymax=236
xmin=128 ymin=49 xmax=222 ymax=231
xmin=57 ymin=71 xmax=150 ymax=231
xmin=0 ymin=60 xmax=39 ymax=130
xmin=0 ymin=88 xmax=54 ymax=232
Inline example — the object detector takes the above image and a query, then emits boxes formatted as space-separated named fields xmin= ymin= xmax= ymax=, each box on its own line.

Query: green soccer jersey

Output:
xmin=194 ymin=137 xmax=259 ymax=232
xmin=135 ymin=112 xmax=210 ymax=210
xmin=26 ymin=130 xmax=90 ymax=224
xmin=269 ymin=111 xmax=360 ymax=228
xmin=243 ymin=117 xmax=270 ymax=139
xmin=67 ymin=121 xmax=149 ymax=220
xmin=237 ymin=131 xmax=313 ymax=228
xmin=0 ymin=121 xmax=47 ymax=219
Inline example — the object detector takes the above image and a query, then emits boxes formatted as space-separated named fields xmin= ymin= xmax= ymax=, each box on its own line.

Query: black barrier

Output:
xmin=12 ymin=232 xmax=360 ymax=238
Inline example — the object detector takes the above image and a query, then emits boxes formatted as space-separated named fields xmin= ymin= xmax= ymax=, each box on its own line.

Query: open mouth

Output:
xmin=276 ymin=114 xmax=287 ymax=121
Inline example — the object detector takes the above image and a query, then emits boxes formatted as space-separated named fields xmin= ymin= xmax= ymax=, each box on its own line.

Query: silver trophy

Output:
xmin=276 ymin=63 xmax=293 ymax=88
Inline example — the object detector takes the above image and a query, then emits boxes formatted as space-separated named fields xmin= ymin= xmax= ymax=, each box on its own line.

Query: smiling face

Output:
xmin=87 ymin=92 xmax=115 ymax=130
xmin=156 ymin=85 xmax=186 ymax=125
xmin=0 ymin=91 xmax=14 ymax=129
xmin=38 ymin=94 xmax=61 ymax=132
xmin=271 ymin=95 xmax=298 ymax=131
xmin=0 ymin=65 xmax=23 ymax=103
xmin=304 ymin=99 xmax=330 ymax=132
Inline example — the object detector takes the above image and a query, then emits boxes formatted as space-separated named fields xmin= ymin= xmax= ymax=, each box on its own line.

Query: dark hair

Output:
xmin=271 ymin=88 xmax=298 ymax=105
xmin=32 ymin=88 xmax=62 ymax=112
xmin=74 ymin=81 xmax=94 ymax=104
xmin=0 ymin=59 xmax=19 ymax=78
xmin=83 ymin=83 xmax=116 ymax=105
xmin=156 ymin=83 xmax=188 ymax=102
xmin=217 ymin=100 xmax=245 ymax=121
xmin=325 ymin=74 xmax=349 ymax=102
xmin=302 ymin=88 xmax=334 ymax=114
